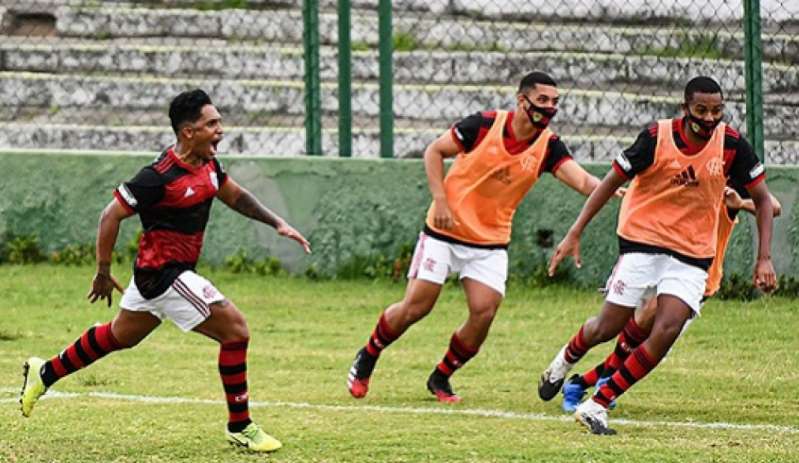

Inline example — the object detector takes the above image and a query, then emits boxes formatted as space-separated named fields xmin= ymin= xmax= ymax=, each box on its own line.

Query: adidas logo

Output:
xmin=671 ymin=165 xmax=699 ymax=187
xmin=184 ymin=187 xmax=195 ymax=197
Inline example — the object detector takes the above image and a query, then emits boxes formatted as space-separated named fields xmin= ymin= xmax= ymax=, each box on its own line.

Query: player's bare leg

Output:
xmin=427 ymin=278 xmax=502 ymax=403
xmin=348 ymin=278 xmax=443 ymax=398
xmin=192 ymin=300 xmax=280 ymax=453
xmin=562 ymin=296 xmax=658 ymax=411
xmin=21 ymin=310 xmax=159 ymax=417
xmin=539 ymin=301 xmax=634 ymax=401
xmin=578 ymin=294 xmax=692 ymax=435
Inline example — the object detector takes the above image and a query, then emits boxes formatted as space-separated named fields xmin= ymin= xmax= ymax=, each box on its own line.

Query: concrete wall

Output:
xmin=2 ymin=151 xmax=797 ymax=287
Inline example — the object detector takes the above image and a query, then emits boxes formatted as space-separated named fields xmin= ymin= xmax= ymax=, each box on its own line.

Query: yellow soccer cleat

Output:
xmin=20 ymin=357 xmax=47 ymax=417
xmin=226 ymin=422 xmax=282 ymax=453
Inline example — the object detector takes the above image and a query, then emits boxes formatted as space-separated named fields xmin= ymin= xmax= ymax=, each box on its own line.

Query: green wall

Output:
xmin=1 ymin=150 xmax=795 ymax=287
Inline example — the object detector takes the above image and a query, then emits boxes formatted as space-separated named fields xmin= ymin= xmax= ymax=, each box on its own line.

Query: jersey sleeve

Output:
xmin=727 ymin=136 xmax=765 ymax=189
xmin=114 ymin=166 xmax=165 ymax=213
xmin=613 ymin=124 xmax=657 ymax=179
xmin=451 ymin=112 xmax=487 ymax=153
xmin=213 ymin=158 xmax=229 ymax=188
xmin=541 ymin=136 xmax=573 ymax=175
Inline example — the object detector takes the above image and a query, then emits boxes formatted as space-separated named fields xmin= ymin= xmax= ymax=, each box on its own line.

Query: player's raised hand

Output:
xmin=277 ymin=220 xmax=312 ymax=254
xmin=432 ymin=198 xmax=456 ymax=230
xmin=753 ymin=257 xmax=777 ymax=293
xmin=87 ymin=272 xmax=124 ymax=307
xmin=548 ymin=231 xmax=582 ymax=277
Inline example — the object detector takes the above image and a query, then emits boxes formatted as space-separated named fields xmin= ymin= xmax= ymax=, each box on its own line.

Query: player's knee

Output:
xmin=213 ymin=301 xmax=250 ymax=342
xmin=471 ymin=304 xmax=499 ymax=326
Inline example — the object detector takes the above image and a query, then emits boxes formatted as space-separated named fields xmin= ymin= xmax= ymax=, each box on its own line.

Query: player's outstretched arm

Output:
xmin=89 ymin=200 xmax=131 ymax=307
xmin=217 ymin=177 xmax=311 ymax=254
xmin=747 ymin=181 xmax=776 ymax=292
xmin=548 ymin=168 xmax=627 ymax=276
xmin=424 ymin=130 xmax=461 ymax=230
xmin=725 ymin=187 xmax=781 ymax=217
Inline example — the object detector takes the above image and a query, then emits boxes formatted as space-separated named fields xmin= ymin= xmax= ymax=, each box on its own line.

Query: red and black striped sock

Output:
xmin=577 ymin=361 xmax=606 ymax=388
xmin=364 ymin=312 xmax=399 ymax=358
xmin=40 ymin=322 xmax=124 ymax=387
xmin=564 ymin=326 xmax=589 ymax=364
xmin=436 ymin=333 xmax=479 ymax=377
xmin=594 ymin=345 xmax=659 ymax=408
xmin=220 ymin=340 xmax=252 ymax=433
xmin=604 ymin=317 xmax=649 ymax=372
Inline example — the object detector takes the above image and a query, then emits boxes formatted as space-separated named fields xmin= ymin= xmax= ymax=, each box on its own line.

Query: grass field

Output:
xmin=1 ymin=264 xmax=798 ymax=462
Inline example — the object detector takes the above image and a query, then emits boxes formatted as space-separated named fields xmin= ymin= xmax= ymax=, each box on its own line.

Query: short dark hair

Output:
xmin=684 ymin=76 xmax=723 ymax=102
xmin=169 ymin=89 xmax=213 ymax=134
xmin=518 ymin=71 xmax=557 ymax=94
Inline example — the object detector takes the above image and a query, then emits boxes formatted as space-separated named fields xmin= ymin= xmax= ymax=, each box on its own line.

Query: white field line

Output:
xmin=1 ymin=387 xmax=796 ymax=434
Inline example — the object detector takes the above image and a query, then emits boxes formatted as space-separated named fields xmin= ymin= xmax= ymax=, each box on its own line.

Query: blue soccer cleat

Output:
xmin=561 ymin=374 xmax=586 ymax=413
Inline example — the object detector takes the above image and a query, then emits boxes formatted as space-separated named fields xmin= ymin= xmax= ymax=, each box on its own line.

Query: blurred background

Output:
xmin=0 ymin=0 xmax=795 ymax=162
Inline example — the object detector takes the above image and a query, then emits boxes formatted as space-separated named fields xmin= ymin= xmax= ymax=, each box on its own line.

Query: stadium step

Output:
xmin=1 ymin=71 xmax=796 ymax=141
xmin=1 ymin=40 xmax=797 ymax=95
xmin=0 ymin=3 xmax=795 ymax=63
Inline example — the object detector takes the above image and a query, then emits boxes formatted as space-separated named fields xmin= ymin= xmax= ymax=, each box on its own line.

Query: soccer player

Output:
xmin=538 ymin=76 xmax=777 ymax=435
xmin=19 ymin=89 xmax=311 ymax=453
xmin=560 ymin=186 xmax=781 ymax=412
xmin=347 ymin=71 xmax=612 ymax=403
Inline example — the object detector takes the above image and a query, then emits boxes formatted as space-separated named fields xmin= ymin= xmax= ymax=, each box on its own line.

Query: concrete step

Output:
xmin=2 ymin=41 xmax=796 ymax=95
xmin=1 ymin=122 xmax=796 ymax=165
xmin=1 ymin=5 xmax=795 ymax=62
xmin=3 ymin=0 xmax=795 ymax=28
xmin=2 ymin=72 xmax=796 ymax=140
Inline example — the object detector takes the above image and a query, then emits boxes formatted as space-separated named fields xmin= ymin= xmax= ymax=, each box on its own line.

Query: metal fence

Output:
xmin=0 ymin=0 xmax=796 ymax=163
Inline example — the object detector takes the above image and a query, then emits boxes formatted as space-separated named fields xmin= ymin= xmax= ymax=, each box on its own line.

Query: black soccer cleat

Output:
xmin=538 ymin=368 xmax=565 ymax=401
xmin=347 ymin=347 xmax=378 ymax=399
xmin=426 ymin=369 xmax=462 ymax=403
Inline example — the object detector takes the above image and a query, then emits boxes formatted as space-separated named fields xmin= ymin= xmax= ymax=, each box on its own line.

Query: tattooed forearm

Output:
xmin=232 ymin=189 xmax=282 ymax=228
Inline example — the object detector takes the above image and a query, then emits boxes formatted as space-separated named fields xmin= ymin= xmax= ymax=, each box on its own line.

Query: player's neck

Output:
xmin=510 ymin=112 xmax=540 ymax=142
xmin=173 ymin=142 xmax=205 ymax=167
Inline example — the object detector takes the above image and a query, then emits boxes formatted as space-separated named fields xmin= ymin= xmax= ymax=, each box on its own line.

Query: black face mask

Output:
xmin=685 ymin=111 xmax=722 ymax=140
xmin=523 ymin=95 xmax=557 ymax=129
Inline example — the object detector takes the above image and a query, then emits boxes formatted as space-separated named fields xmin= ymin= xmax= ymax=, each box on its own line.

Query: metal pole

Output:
xmin=378 ymin=0 xmax=394 ymax=158
xmin=303 ymin=0 xmax=322 ymax=155
xmin=743 ymin=0 xmax=765 ymax=161
xmin=337 ymin=0 xmax=352 ymax=157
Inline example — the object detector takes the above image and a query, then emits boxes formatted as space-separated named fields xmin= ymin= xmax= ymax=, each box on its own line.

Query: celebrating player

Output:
xmin=19 ymin=89 xmax=311 ymax=453
xmin=347 ymin=71 xmax=612 ymax=403
xmin=538 ymin=76 xmax=776 ymax=434
xmin=560 ymin=185 xmax=781 ymax=413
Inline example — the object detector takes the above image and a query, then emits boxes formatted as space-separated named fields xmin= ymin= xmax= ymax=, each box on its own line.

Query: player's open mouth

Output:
xmin=210 ymin=140 xmax=220 ymax=154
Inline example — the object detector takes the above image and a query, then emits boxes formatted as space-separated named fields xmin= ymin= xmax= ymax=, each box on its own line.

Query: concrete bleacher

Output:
xmin=0 ymin=0 xmax=796 ymax=162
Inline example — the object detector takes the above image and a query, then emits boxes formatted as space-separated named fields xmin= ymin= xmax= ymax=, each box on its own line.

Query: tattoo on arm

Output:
xmin=232 ymin=190 xmax=281 ymax=228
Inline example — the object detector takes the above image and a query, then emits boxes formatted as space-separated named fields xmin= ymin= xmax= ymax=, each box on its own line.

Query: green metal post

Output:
xmin=378 ymin=0 xmax=394 ymax=158
xmin=303 ymin=0 xmax=322 ymax=155
xmin=338 ymin=0 xmax=352 ymax=157
xmin=743 ymin=0 xmax=765 ymax=161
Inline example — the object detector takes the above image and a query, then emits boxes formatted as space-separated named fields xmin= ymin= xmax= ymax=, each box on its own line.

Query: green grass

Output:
xmin=1 ymin=264 xmax=798 ymax=462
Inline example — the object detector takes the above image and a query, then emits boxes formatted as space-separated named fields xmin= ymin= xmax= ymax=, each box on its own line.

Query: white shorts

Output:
xmin=406 ymin=232 xmax=508 ymax=296
xmin=120 ymin=270 xmax=226 ymax=332
xmin=604 ymin=253 xmax=708 ymax=314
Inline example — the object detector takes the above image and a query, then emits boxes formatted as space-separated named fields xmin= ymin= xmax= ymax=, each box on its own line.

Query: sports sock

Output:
xmin=435 ymin=333 xmax=479 ymax=377
xmin=365 ymin=312 xmax=399 ymax=357
xmin=220 ymin=339 xmax=252 ymax=433
xmin=40 ymin=322 xmax=124 ymax=387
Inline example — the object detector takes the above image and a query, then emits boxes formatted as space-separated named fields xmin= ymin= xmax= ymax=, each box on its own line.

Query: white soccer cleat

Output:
xmin=574 ymin=397 xmax=616 ymax=435
xmin=538 ymin=346 xmax=574 ymax=401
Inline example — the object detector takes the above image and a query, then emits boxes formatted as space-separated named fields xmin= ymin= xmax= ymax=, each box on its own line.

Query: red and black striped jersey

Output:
xmin=451 ymin=111 xmax=573 ymax=177
xmin=613 ymin=118 xmax=765 ymax=189
xmin=114 ymin=146 xmax=228 ymax=299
